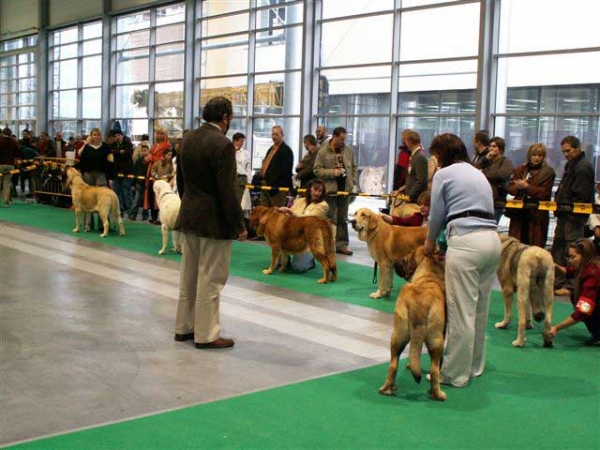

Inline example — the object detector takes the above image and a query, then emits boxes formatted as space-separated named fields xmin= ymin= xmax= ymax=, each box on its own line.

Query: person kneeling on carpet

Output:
xmin=277 ymin=179 xmax=330 ymax=273
xmin=548 ymin=239 xmax=600 ymax=346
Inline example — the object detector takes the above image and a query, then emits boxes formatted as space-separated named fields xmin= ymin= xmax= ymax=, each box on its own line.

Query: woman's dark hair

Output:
xmin=202 ymin=96 xmax=233 ymax=123
xmin=570 ymin=239 xmax=600 ymax=300
xmin=490 ymin=136 xmax=506 ymax=154
xmin=304 ymin=178 xmax=326 ymax=204
xmin=429 ymin=133 xmax=469 ymax=168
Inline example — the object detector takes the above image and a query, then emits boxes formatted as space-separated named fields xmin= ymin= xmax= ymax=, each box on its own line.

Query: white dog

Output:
xmin=153 ymin=180 xmax=181 ymax=255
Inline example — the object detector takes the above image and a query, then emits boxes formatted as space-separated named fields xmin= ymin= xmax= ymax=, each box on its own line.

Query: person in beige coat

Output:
xmin=313 ymin=126 xmax=358 ymax=255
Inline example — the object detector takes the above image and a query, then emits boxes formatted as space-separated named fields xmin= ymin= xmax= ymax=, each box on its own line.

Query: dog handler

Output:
xmin=174 ymin=96 xmax=247 ymax=349
xmin=424 ymin=133 xmax=501 ymax=387
xmin=548 ymin=239 xmax=600 ymax=346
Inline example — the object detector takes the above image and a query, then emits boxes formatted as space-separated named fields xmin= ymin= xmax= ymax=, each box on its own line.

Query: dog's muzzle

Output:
xmin=350 ymin=219 xmax=361 ymax=231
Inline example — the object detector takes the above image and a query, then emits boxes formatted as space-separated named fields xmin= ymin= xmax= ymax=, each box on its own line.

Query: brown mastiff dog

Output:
xmin=248 ymin=206 xmax=337 ymax=284
xmin=65 ymin=167 xmax=125 ymax=238
xmin=495 ymin=234 xmax=554 ymax=348
xmin=351 ymin=207 xmax=427 ymax=298
xmin=379 ymin=246 xmax=447 ymax=401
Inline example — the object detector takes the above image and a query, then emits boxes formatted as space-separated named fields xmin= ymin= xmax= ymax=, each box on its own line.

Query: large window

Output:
xmin=495 ymin=0 xmax=600 ymax=176
xmin=113 ymin=3 xmax=185 ymax=141
xmin=198 ymin=0 xmax=304 ymax=170
xmin=0 ymin=36 xmax=38 ymax=137
xmin=318 ymin=1 xmax=480 ymax=194
xmin=49 ymin=22 xmax=102 ymax=138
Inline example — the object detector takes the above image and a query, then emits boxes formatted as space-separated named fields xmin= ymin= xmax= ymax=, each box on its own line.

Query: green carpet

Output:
xmin=5 ymin=303 xmax=599 ymax=450
xmin=0 ymin=202 xmax=399 ymax=312
xmin=2 ymin=202 xmax=599 ymax=449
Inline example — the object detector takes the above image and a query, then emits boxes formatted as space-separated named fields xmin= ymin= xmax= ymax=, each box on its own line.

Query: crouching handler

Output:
xmin=549 ymin=239 xmax=600 ymax=346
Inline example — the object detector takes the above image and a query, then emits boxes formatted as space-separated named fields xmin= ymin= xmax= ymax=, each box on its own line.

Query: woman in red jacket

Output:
xmin=549 ymin=239 xmax=600 ymax=346
xmin=143 ymin=127 xmax=171 ymax=224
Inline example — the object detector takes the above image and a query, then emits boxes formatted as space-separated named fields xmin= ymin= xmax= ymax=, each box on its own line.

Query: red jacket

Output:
xmin=568 ymin=262 xmax=600 ymax=322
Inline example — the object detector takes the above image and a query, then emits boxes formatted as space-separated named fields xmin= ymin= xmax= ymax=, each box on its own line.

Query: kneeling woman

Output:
xmin=278 ymin=179 xmax=329 ymax=272
xmin=549 ymin=239 xmax=600 ymax=346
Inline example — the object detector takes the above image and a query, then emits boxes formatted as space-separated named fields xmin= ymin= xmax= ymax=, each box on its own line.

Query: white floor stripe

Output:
xmin=3 ymin=224 xmax=392 ymax=341
xmin=2 ymin=228 xmax=391 ymax=361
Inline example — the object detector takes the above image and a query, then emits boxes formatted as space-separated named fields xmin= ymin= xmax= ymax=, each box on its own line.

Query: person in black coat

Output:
xmin=257 ymin=125 xmax=293 ymax=207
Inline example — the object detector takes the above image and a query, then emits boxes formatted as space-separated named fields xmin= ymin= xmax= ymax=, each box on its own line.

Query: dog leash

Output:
xmin=372 ymin=262 xmax=378 ymax=284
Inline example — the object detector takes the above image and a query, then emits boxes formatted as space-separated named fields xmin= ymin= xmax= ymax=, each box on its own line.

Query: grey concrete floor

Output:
xmin=0 ymin=220 xmax=393 ymax=446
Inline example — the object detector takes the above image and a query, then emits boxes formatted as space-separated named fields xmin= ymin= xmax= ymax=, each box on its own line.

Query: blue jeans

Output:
xmin=112 ymin=177 xmax=133 ymax=214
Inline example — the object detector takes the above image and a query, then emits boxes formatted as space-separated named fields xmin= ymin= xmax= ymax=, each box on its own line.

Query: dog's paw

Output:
xmin=317 ymin=278 xmax=328 ymax=284
xmin=429 ymin=389 xmax=447 ymax=401
xmin=84 ymin=227 xmax=91 ymax=233
xmin=494 ymin=321 xmax=510 ymax=329
xmin=72 ymin=228 xmax=80 ymax=233
xmin=369 ymin=292 xmax=382 ymax=299
xmin=378 ymin=384 xmax=397 ymax=396
xmin=173 ymin=247 xmax=181 ymax=254
xmin=159 ymin=249 xmax=166 ymax=255
xmin=512 ymin=338 xmax=526 ymax=347
xmin=262 ymin=269 xmax=274 ymax=275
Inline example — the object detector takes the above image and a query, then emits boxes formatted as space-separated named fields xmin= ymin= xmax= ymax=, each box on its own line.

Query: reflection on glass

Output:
xmin=122 ymin=119 xmax=149 ymax=141
xmin=18 ymin=92 xmax=36 ymax=105
xmin=54 ymin=43 xmax=78 ymax=60
xmin=398 ymin=90 xmax=476 ymax=115
xmin=82 ymin=88 xmax=101 ymax=118
xmin=116 ymin=84 xmax=150 ymax=118
xmin=157 ymin=24 xmax=185 ymax=44
xmin=83 ymin=39 xmax=102 ymax=55
xmin=255 ymin=26 xmax=302 ymax=72
xmin=321 ymin=15 xmax=393 ymax=66
xmin=117 ymin=13 xmax=150 ymax=33
xmin=399 ymin=60 xmax=477 ymax=92
xmin=254 ymin=72 xmax=301 ymax=116
xmin=18 ymin=106 xmax=35 ymax=120
xmin=203 ymin=0 xmax=249 ymax=16
xmin=82 ymin=56 xmax=102 ymax=87
xmin=154 ymin=81 xmax=183 ymax=119
xmin=397 ymin=116 xmax=474 ymax=157
xmin=156 ymin=4 xmax=185 ymax=26
xmin=496 ymin=53 xmax=600 ymax=101
xmin=117 ymin=30 xmax=150 ymax=50
xmin=402 ymin=0 xmax=460 ymax=7
xmin=202 ymin=38 xmax=249 ymax=76
xmin=82 ymin=120 xmax=102 ymax=135
xmin=56 ymin=60 xmax=77 ymax=90
xmin=83 ymin=22 xmax=102 ymax=40
xmin=203 ymin=13 xmax=249 ymax=36
xmin=116 ymin=49 xmax=149 ymax=84
xmin=156 ymin=44 xmax=184 ymax=81
xmin=154 ymin=119 xmax=184 ymax=138
xmin=255 ymin=2 xmax=303 ymax=28
xmin=200 ymin=76 xmax=248 ymax=114
xmin=55 ymin=28 xmax=78 ymax=45
xmin=499 ymin=0 xmax=600 ymax=54
xmin=400 ymin=4 xmax=479 ymax=60
xmin=57 ymin=90 xmax=77 ymax=118
xmin=322 ymin=0 xmax=393 ymax=20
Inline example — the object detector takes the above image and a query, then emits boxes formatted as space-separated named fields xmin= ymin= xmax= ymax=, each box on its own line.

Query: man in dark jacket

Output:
xmin=258 ymin=125 xmax=293 ymax=207
xmin=552 ymin=135 xmax=595 ymax=296
xmin=108 ymin=129 xmax=134 ymax=215
xmin=174 ymin=96 xmax=247 ymax=349
xmin=0 ymin=127 xmax=19 ymax=206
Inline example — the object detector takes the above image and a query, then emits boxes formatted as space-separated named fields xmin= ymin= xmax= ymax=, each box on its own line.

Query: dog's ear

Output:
xmin=368 ymin=211 xmax=379 ymax=231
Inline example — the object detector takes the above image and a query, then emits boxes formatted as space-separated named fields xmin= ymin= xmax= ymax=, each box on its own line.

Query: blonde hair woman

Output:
xmin=144 ymin=127 xmax=171 ymax=224
xmin=506 ymin=143 xmax=555 ymax=248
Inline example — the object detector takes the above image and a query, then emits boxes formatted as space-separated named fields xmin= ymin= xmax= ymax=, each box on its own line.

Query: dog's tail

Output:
xmin=408 ymin=324 xmax=426 ymax=384
xmin=110 ymin=193 xmax=126 ymax=236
